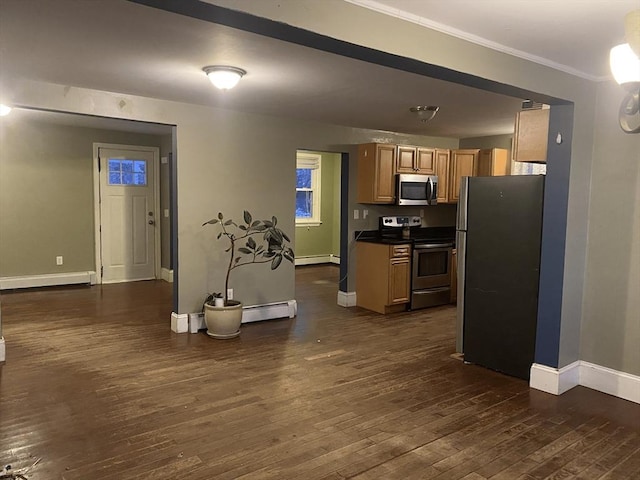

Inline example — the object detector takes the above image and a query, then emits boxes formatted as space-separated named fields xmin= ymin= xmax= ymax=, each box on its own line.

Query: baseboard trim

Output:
xmin=530 ymin=361 xmax=640 ymax=404
xmin=183 ymin=299 xmax=298 ymax=333
xmin=161 ymin=268 xmax=174 ymax=283
xmin=0 ymin=337 xmax=5 ymax=363
xmin=337 ymin=291 xmax=357 ymax=307
xmin=580 ymin=361 xmax=640 ymax=404
xmin=0 ymin=271 xmax=97 ymax=290
xmin=295 ymin=255 xmax=340 ymax=266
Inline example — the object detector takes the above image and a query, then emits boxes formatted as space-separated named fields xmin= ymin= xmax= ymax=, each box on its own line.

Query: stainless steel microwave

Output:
xmin=396 ymin=173 xmax=438 ymax=206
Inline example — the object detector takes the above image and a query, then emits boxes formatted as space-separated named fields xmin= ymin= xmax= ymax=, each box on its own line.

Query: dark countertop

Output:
xmin=355 ymin=226 xmax=456 ymax=246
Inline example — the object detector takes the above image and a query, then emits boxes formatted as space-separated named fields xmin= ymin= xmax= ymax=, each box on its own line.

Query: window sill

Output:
xmin=296 ymin=221 xmax=322 ymax=227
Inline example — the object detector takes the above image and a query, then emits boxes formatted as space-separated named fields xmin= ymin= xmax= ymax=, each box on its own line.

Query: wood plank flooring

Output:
xmin=0 ymin=265 xmax=638 ymax=479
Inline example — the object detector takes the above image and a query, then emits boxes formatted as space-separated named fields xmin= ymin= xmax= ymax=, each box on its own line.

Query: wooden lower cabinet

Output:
xmin=356 ymin=242 xmax=411 ymax=314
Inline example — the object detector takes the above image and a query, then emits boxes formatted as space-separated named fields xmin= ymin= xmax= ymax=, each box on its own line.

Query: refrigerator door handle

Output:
xmin=455 ymin=230 xmax=466 ymax=354
xmin=457 ymin=177 xmax=469 ymax=230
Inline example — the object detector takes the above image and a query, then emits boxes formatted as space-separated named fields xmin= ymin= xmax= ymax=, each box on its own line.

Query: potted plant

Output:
xmin=202 ymin=210 xmax=294 ymax=339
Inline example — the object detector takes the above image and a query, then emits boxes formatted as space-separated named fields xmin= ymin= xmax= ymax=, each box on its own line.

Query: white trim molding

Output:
xmin=0 ymin=271 xmax=97 ymax=290
xmin=530 ymin=361 xmax=640 ymax=404
xmin=530 ymin=361 xmax=580 ymax=395
xmin=0 ymin=337 xmax=5 ymax=363
xmin=184 ymin=299 xmax=298 ymax=334
xmin=344 ymin=0 xmax=603 ymax=82
xmin=161 ymin=268 xmax=174 ymax=283
xmin=337 ymin=291 xmax=357 ymax=307
xmin=295 ymin=255 xmax=340 ymax=266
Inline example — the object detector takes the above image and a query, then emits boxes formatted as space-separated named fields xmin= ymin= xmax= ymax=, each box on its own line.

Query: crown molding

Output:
xmin=345 ymin=0 xmax=606 ymax=82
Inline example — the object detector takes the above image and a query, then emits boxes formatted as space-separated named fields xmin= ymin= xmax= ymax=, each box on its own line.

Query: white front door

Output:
xmin=99 ymin=147 xmax=156 ymax=283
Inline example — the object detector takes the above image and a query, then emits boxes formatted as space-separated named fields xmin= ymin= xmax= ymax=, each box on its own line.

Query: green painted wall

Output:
xmin=0 ymin=116 xmax=167 ymax=277
xmin=295 ymin=151 xmax=341 ymax=260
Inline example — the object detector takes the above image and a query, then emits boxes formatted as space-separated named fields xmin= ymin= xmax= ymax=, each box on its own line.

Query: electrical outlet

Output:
xmin=353 ymin=209 xmax=359 ymax=220
xmin=363 ymin=209 xmax=369 ymax=219
xmin=56 ymin=256 xmax=63 ymax=265
xmin=227 ymin=288 xmax=233 ymax=300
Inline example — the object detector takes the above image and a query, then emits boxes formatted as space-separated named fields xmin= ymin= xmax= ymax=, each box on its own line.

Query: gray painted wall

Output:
xmin=0 ymin=117 xmax=167 ymax=277
xmin=159 ymin=133 xmax=173 ymax=270
xmin=8 ymin=0 xmax=638 ymax=379
xmin=581 ymin=80 xmax=640 ymax=376
xmin=295 ymin=151 xmax=341 ymax=259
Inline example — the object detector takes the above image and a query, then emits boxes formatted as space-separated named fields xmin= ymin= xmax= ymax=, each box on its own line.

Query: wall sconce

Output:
xmin=610 ymin=10 xmax=640 ymax=133
xmin=203 ymin=66 xmax=246 ymax=90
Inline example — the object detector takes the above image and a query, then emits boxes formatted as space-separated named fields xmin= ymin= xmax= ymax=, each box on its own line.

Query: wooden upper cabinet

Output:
xmin=449 ymin=149 xmax=479 ymax=203
xmin=477 ymin=148 xmax=509 ymax=176
xmin=416 ymin=148 xmax=436 ymax=174
xmin=435 ymin=149 xmax=450 ymax=204
xmin=513 ymin=108 xmax=549 ymax=163
xmin=357 ymin=143 xmax=396 ymax=204
xmin=396 ymin=145 xmax=436 ymax=174
xmin=396 ymin=146 xmax=416 ymax=173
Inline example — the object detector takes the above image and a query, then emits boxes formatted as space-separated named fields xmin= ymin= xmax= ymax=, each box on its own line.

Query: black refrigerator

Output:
xmin=455 ymin=175 xmax=544 ymax=380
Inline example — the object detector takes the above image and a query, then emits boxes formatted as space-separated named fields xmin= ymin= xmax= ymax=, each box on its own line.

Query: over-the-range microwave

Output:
xmin=396 ymin=173 xmax=438 ymax=206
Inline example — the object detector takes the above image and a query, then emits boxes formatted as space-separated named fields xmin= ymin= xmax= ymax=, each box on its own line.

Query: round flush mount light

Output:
xmin=203 ymin=65 xmax=247 ymax=90
xmin=409 ymin=105 xmax=440 ymax=122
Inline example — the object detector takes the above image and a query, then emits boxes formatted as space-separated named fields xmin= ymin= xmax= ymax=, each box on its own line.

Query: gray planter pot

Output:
xmin=203 ymin=300 xmax=243 ymax=339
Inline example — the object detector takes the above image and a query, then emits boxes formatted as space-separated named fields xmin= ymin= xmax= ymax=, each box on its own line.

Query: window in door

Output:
xmin=296 ymin=152 xmax=321 ymax=225
xmin=108 ymin=159 xmax=147 ymax=186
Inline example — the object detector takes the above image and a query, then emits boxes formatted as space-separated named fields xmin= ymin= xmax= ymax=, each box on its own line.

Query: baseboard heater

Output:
xmin=0 ymin=271 xmax=97 ymax=290
xmin=183 ymin=299 xmax=297 ymax=333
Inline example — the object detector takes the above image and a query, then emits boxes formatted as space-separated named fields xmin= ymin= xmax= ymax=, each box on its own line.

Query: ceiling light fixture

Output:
xmin=610 ymin=9 xmax=640 ymax=133
xmin=409 ymin=106 xmax=440 ymax=123
xmin=0 ymin=104 xmax=12 ymax=116
xmin=203 ymin=65 xmax=246 ymax=90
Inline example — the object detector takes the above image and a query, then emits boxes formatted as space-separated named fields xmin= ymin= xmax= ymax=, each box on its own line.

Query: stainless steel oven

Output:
xmin=411 ymin=241 xmax=454 ymax=309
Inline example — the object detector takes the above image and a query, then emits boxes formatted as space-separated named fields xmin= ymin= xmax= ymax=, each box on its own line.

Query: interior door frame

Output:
xmin=92 ymin=143 xmax=161 ymax=285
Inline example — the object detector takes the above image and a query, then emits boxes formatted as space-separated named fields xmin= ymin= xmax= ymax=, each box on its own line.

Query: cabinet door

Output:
xmin=449 ymin=149 xmax=479 ymax=203
xmin=374 ymin=144 xmax=396 ymax=203
xmin=435 ymin=149 xmax=450 ymax=203
xmin=396 ymin=146 xmax=416 ymax=173
xmin=389 ymin=257 xmax=411 ymax=304
xmin=358 ymin=143 xmax=396 ymax=204
xmin=514 ymin=109 xmax=549 ymax=163
xmin=416 ymin=148 xmax=436 ymax=174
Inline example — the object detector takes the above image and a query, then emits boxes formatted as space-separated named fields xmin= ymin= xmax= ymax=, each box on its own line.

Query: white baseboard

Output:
xmin=580 ymin=361 xmax=640 ymax=404
xmin=295 ymin=255 xmax=340 ymax=266
xmin=170 ymin=312 xmax=188 ymax=333
xmin=530 ymin=361 xmax=640 ymax=404
xmin=161 ymin=268 xmax=174 ymax=283
xmin=0 ymin=337 xmax=5 ymax=363
xmin=0 ymin=271 xmax=97 ymax=290
xmin=337 ymin=291 xmax=357 ymax=307
xmin=182 ymin=299 xmax=298 ymax=334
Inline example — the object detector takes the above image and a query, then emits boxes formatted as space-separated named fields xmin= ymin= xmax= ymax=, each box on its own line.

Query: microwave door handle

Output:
xmin=426 ymin=178 xmax=432 ymax=204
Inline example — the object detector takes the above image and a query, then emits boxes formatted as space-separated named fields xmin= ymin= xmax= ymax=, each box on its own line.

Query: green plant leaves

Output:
xmin=247 ymin=236 xmax=256 ymax=249
xmin=243 ymin=210 xmax=252 ymax=224
xmin=271 ymin=254 xmax=282 ymax=270
xmin=202 ymin=218 xmax=219 ymax=226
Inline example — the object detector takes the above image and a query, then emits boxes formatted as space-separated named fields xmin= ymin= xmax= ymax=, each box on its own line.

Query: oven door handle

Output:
xmin=414 ymin=243 xmax=454 ymax=250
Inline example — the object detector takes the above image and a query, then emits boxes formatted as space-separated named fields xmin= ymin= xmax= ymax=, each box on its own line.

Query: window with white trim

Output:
xmin=296 ymin=152 xmax=321 ymax=225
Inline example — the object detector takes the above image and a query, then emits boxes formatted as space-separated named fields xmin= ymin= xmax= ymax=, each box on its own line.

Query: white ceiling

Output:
xmin=0 ymin=0 xmax=632 ymax=138
xmin=351 ymin=0 xmax=636 ymax=80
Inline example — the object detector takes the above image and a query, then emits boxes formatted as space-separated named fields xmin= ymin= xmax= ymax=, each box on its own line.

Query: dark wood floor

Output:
xmin=1 ymin=265 xmax=639 ymax=479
